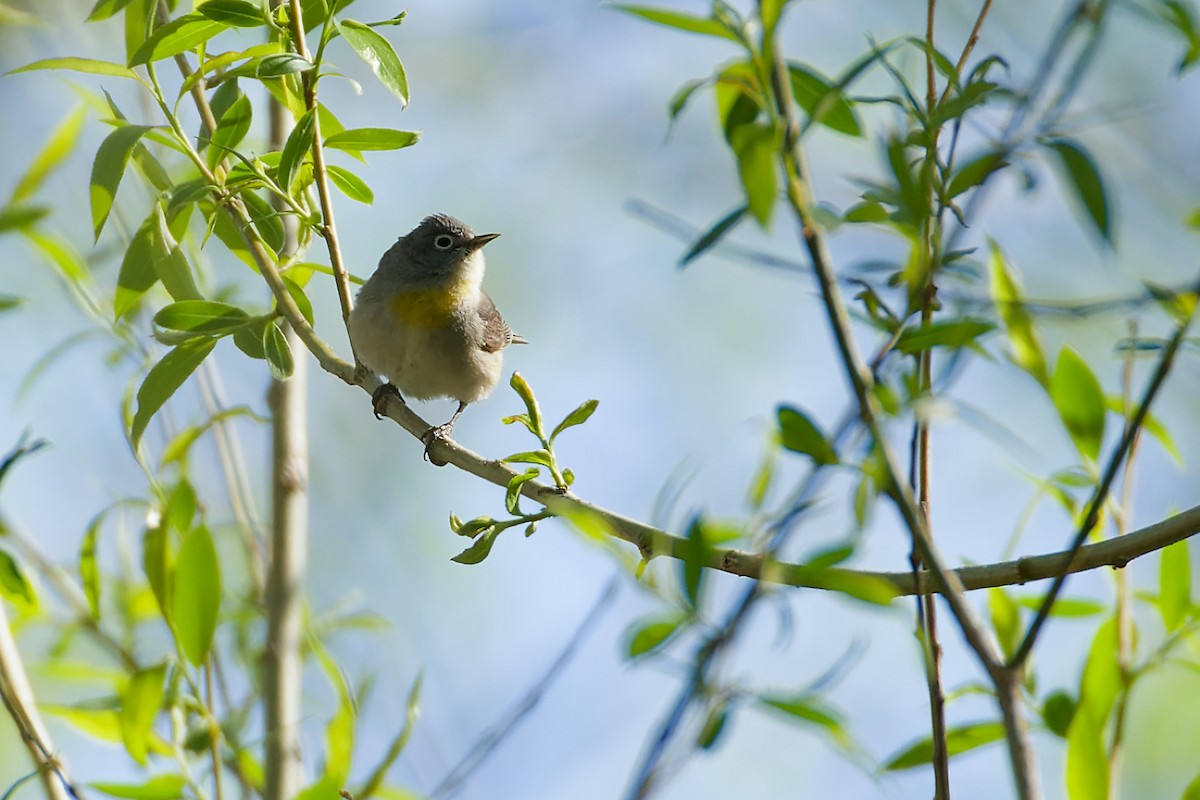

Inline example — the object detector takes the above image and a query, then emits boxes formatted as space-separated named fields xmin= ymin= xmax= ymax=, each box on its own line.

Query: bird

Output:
xmin=348 ymin=213 xmax=525 ymax=460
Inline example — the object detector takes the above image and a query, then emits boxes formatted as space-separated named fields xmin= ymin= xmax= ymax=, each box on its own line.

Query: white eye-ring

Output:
xmin=433 ymin=234 xmax=454 ymax=250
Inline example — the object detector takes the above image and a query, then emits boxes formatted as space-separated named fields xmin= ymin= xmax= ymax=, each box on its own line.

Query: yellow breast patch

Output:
xmin=389 ymin=278 xmax=473 ymax=328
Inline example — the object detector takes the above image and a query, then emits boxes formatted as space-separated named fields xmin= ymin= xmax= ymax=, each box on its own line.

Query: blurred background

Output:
xmin=1 ymin=0 xmax=1198 ymax=797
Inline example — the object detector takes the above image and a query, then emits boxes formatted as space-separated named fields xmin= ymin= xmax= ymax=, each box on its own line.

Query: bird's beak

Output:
xmin=467 ymin=232 xmax=500 ymax=251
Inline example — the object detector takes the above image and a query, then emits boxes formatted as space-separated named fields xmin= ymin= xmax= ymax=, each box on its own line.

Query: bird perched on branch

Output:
xmin=349 ymin=213 xmax=525 ymax=460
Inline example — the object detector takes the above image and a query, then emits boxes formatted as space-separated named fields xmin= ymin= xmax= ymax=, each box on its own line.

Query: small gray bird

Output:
xmin=348 ymin=214 xmax=525 ymax=454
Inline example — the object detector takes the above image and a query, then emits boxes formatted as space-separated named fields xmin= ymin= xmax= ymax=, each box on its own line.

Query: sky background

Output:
xmin=1 ymin=0 xmax=1199 ymax=798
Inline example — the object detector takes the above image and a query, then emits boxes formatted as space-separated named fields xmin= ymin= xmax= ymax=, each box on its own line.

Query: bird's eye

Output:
xmin=434 ymin=234 xmax=454 ymax=250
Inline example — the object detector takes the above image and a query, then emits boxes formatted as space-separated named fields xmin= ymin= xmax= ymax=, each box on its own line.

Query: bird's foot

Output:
xmin=420 ymin=422 xmax=455 ymax=466
xmin=371 ymin=383 xmax=404 ymax=420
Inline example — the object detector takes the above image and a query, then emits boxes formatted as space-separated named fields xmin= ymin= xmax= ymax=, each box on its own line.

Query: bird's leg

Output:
xmin=422 ymin=401 xmax=468 ymax=464
xmin=371 ymin=383 xmax=404 ymax=420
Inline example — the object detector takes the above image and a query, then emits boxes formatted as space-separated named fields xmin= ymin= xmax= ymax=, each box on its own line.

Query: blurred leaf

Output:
xmin=947 ymin=150 xmax=1008 ymax=198
xmin=679 ymin=205 xmax=747 ymax=267
xmin=119 ymin=664 xmax=166 ymax=765
xmin=0 ymin=295 xmax=25 ymax=312
xmin=198 ymin=0 xmax=263 ymax=27
xmin=788 ymin=63 xmax=862 ymax=136
xmin=1046 ymin=138 xmax=1113 ymax=246
xmin=988 ymin=587 xmax=1020 ymax=661
xmin=0 ymin=549 xmax=37 ymax=609
xmin=154 ymin=300 xmax=253 ymax=335
xmin=9 ymin=57 xmax=137 ymax=79
xmin=43 ymin=705 xmax=122 ymax=742
xmin=1159 ymin=539 xmax=1191 ymax=632
xmin=1103 ymin=395 xmax=1183 ymax=465
xmin=696 ymin=698 xmax=729 ymax=750
xmin=313 ymin=640 xmax=356 ymax=784
xmin=278 ymin=108 xmax=316 ymax=195
xmin=680 ymin=516 xmax=709 ymax=610
xmin=326 ymin=164 xmax=374 ymax=204
xmin=626 ymin=614 xmax=684 ymax=659
xmin=142 ymin=522 xmax=171 ymax=617
xmin=1184 ymin=770 xmax=1200 ymax=800
xmin=173 ymin=526 xmax=221 ymax=665
xmin=324 ymin=128 xmax=419 ymax=151
xmin=792 ymin=566 xmax=898 ymax=605
xmin=294 ymin=777 xmax=341 ymax=800
xmin=895 ymin=318 xmax=994 ymax=354
xmin=0 ymin=435 xmax=48 ymax=492
xmin=90 ymin=124 xmax=156 ymax=240
xmin=129 ymin=12 xmax=228 ymax=66
xmin=730 ymin=121 xmax=777 ymax=226
xmin=989 ymin=241 xmax=1047 ymax=385
xmin=355 ymin=670 xmax=420 ymax=799
xmin=263 ymin=322 xmax=294 ymax=380
xmin=776 ymin=405 xmax=837 ymax=465
xmin=1066 ymin=702 xmax=1108 ymax=800
xmin=549 ymin=398 xmax=599 ymax=444
xmin=160 ymin=406 xmax=265 ymax=467
xmin=131 ymin=337 xmax=217 ymax=448
xmin=1013 ymin=595 xmax=1104 ymax=618
xmin=80 ymin=514 xmax=102 ymax=619
xmin=884 ymin=721 xmax=1004 ymax=770
xmin=91 ymin=775 xmax=187 ymax=800
xmin=1079 ymin=616 xmax=1120 ymax=724
xmin=207 ymin=92 xmax=253 ymax=170
xmin=1050 ymin=347 xmax=1106 ymax=463
xmin=337 ymin=20 xmax=409 ymax=107
xmin=0 ymin=203 xmax=48 ymax=232
xmin=12 ymin=106 xmax=87 ymax=203
xmin=612 ymin=5 xmax=740 ymax=41
xmin=757 ymin=694 xmax=851 ymax=749
xmin=1042 ymin=689 xmax=1076 ymax=738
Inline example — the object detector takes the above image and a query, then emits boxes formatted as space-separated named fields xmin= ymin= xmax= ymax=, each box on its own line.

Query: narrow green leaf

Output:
xmin=612 ymin=4 xmax=740 ymax=41
xmin=277 ymin=108 xmax=315 ymax=195
xmin=86 ymin=0 xmax=141 ymax=21
xmin=281 ymin=276 xmax=315 ymax=326
xmin=172 ymin=526 xmax=221 ymax=665
xmin=326 ymin=164 xmax=374 ymax=204
xmin=198 ymin=0 xmax=264 ymax=27
xmin=336 ymin=20 xmax=409 ymax=107
xmin=90 ymin=775 xmax=187 ymax=800
xmin=150 ymin=205 xmax=203 ymax=301
xmin=757 ymin=694 xmax=851 ymax=750
xmin=207 ymin=92 xmax=253 ymax=170
xmin=626 ymin=614 xmax=683 ymax=659
xmin=253 ymin=52 xmax=314 ymax=77
xmin=884 ymin=722 xmax=1005 ymax=770
xmin=1013 ymin=595 xmax=1105 ymax=617
xmin=895 ymin=318 xmax=995 ymax=354
xmin=263 ymin=322 xmax=294 ymax=380
xmin=80 ymin=514 xmax=102 ymax=619
xmin=131 ymin=337 xmax=217 ymax=447
xmin=129 ymin=13 xmax=229 ymax=66
xmin=12 ymin=106 xmax=87 ymax=203
xmin=114 ymin=216 xmax=159 ymax=320
xmin=947 ymin=150 xmax=1009 ymax=198
xmin=509 ymin=371 xmax=544 ymax=438
xmin=989 ymin=241 xmax=1048 ymax=385
xmin=313 ymin=641 xmax=356 ymax=784
xmin=1050 ymin=347 xmax=1106 ymax=463
xmin=119 ymin=664 xmax=166 ymax=765
xmin=502 ymin=450 xmax=554 ymax=468
xmin=988 ymin=587 xmax=1020 ymax=661
xmin=1066 ymin=704 xmax=1108 ymax=800
xmin=450 ymin=528 xmax=499 ymax=565
xmin=90 ymin=124 xmax=156 ymax=240
xmin=680 ymin=517 xmax=709 ymax=610
xmin=154 ymin=300 xmax=252 ymax=335
xmin=505 ymin=468 xmax=540 ymax=516
xmin=679 ymin=205 xmax=748 ymax=267
xmin=240 ymin=189 xmax=286 ymax=254
xmin=792 ymin=566 xmax=898 ymax=605
xmin=1079 ymin=616 xmax=1120 ymax=724
xmin=776 ymin=405 xmax=837 ymax=465
xmin=9 ymin=57 xmax=137 ymax=79
xmin=0 ymin=549 xmax=37 ymax=608
xmin=788 ymin=63 xmax=862 ymax=137
xmin=0 ymin=295 xmax=25 ymax=312
xmin=1047 ymin=138 xmax=1113 ymax=245
xmin=0 ymin=204 xmax=48 ymax=232
xmin=324 ymin=128 xmax=420 ymax=151
xmin=142 ymin=522 xmax=171 ymax=617
xmin=1159 ymin=539 xmax=1191 ymax=632
xmin=549 ymin=398 xmax=599 ymax=444
xmin=730 ymin=122 xmax=777 ymax=227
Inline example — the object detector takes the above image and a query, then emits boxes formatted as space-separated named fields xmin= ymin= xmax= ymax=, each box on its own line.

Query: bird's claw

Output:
xmin=421 ymin=423 xmax=454 ymax=466
xmin=371 ymin=383 xmax=404 ymax=420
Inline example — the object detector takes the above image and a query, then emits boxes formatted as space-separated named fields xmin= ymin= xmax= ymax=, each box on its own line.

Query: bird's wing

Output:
xmin=477 ymin=291 xmax=525 ymax=352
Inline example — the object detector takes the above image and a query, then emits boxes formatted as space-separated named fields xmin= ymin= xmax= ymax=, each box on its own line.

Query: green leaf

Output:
xmin=947 ymin=150 xmax=1009 ymax=198
xmin=277 ymin=108 xmax=316 ymax=195
xmin=1066 ymin=703 xmax=1108 ymax=800
xmin=129 ymin=12 xmax=229 ymax=66
xmin=626 ymin=614 xmax=684 ymax=659
xmin=988 ymin=587 xmax=1020 ymax=661
xmin=1079 ymin=616 xmax=1120 ymax=724
xmin=80 ymin=514 xmax=102 ymax=619
xmin=207 ymin=92 xmax=253 ymax=170
xmin=679 ymin=205 xmax=748 ymax=267
xmin=1050 ymin=347 xmax=1106 ymax=463
xmin=281 ymin=276 xmax=315 ymax=326
xmin=0 ymin=295 xmax=25 ymax=312
xmin=9 ymin=57 xmax=137 ymax=79
xmin=323 ymin=128 xmax=419 ymax=151
xmin=792 ymin=566 xmax=898 ymax=605
xmin=114 ymin=217 xmax=159 ymax=320
xmin=884 ymin=721 xmax=1005 ymax=770
xmin=119 ymin=664 xmax=166 ymax=765
xmin=131 ymin=337 xmax=217 ymax=447
xmin=0 ymin=549 xmax=37 ymax=609
xmin=154 ymin=300 xmax=253 ymax=336
xmin=90 ymin=124 xmax=156 ymax=240
xmin=0 ymin=203 xmax=48 ymax=232
xmin=198 ymin=0 xmax=264 ymax=27
xmin=326 ymin=164 xmax=374 ymax=204
xmin=313 ymin=640 xmax=356 ymax=784
xmin=263 ymin=322 xmax=295 ymax=380
xmin=1046 ymin=138 xmax=1113 ymax=245
xmin=503 ymin=450 xmax=554 ymax=468
xmin=86 ymin=0 xmax=141 ymax=21
xmin=12 ymin=106 xmax=87 ymax=203
xmin=150 ymin=205 xmax=203 ymax=301
xmin=611 ymin=4 xmax=740 ymax=42
xmin=172 ymin=526 xmax=221 ymax=665
xmin=776 ymin=405 xmax=837 ymax=465
xmin=1184 ymin=770 xmax=1200 ymax=800
xmin=1013 ymin=595 xmax=1105 ymax=617
xmin=895 ymin=318 xmax=995 ymax=354
xmin=336 ymin=20 xmax=409 ymax=107
xmin=730 ymin=121 xmax=778 ymax=227
xmin=757 ymin=694 xmax=851 ymax=750
xmin=91 ymin=775 xmax=187 ymax=800
xmin=509 ymin=371 xmax=544 ymax=438
xmin=505 ymin=468 xmax=540 ymax=516
xmin=142 ymin=522 xmax=171 ymax=617
xmin=989 ymin=241 xmax=1048 ymax=385
xmin=1159 ymin=539 xmax=1191 ymax=632
xmin=1042 ymin=689 xmax=1076 ymax=738
xmin=450 ymin=528 xmax=499 ymax=565
xmin=788 ymin=63 xmax=862 ymax=137
xmin=680 ymin=516 xmax=709 ymax=610
xmin=549 ymin=398 xmax=599 ymax=444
